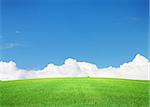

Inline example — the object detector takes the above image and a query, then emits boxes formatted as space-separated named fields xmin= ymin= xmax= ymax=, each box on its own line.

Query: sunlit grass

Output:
xmin=0 ymin=78 xmax=149 ymax=107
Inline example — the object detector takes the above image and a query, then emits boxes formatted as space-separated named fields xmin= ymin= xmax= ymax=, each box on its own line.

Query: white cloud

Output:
xmin=0 ymin=43 xmax=23 ymax=50
xmin=0 ymin=54 xmax=149 ymax=81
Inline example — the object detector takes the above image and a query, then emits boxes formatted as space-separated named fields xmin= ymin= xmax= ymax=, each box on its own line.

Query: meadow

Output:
xmin=0 ymin=78 xmax=149 ymax=107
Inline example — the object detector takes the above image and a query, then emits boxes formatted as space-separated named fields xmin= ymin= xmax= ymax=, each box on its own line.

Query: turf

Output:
xmin=0 ymin=78 xmax=149 ymax=107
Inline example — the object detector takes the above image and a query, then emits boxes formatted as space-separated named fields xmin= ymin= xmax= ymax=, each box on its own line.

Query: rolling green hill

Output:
xmin=0 ymin=78 xmax=149 ymax=107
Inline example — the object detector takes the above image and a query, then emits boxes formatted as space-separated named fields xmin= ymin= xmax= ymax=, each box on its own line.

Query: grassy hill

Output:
xmin=0 ymin=78 xmax=149 ymax=107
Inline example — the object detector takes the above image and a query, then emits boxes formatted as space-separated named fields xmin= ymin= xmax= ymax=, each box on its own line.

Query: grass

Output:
xmin=0 ymin=78 xmax=149 ymax=107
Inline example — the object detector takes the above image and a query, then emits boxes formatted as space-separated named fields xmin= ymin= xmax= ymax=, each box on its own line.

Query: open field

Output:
xmin=0 ymin=78 xmax=149 ymax=107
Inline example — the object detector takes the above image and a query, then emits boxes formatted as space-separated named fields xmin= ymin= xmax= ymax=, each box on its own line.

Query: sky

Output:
xmin=1 ymin=0 xmax=149 ymax=70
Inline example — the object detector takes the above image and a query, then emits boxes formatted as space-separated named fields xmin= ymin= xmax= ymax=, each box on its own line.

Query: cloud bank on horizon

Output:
xmin=0 ymin=54 xmax=149 ymax=81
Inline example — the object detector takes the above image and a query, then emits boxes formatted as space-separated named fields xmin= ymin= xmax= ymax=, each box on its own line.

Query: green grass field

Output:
xmin=0 ymin=78 xmax=149 ymax=107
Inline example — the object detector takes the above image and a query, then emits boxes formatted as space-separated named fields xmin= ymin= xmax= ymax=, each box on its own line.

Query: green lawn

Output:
xmin=0 ymin=78 xmax=149 ymax=107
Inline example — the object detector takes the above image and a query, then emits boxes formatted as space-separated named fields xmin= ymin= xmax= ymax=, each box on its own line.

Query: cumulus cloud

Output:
xmin=0 ymin=54 xmax=149 ymax=81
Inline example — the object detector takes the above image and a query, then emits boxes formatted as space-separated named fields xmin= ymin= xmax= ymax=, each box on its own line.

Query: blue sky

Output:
xmin=1 ymin=0 xmax=148 ymax=69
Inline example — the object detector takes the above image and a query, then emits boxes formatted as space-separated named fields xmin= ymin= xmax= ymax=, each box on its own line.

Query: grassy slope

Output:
xmin=0 ymin=78 xmax=149 ymax=107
